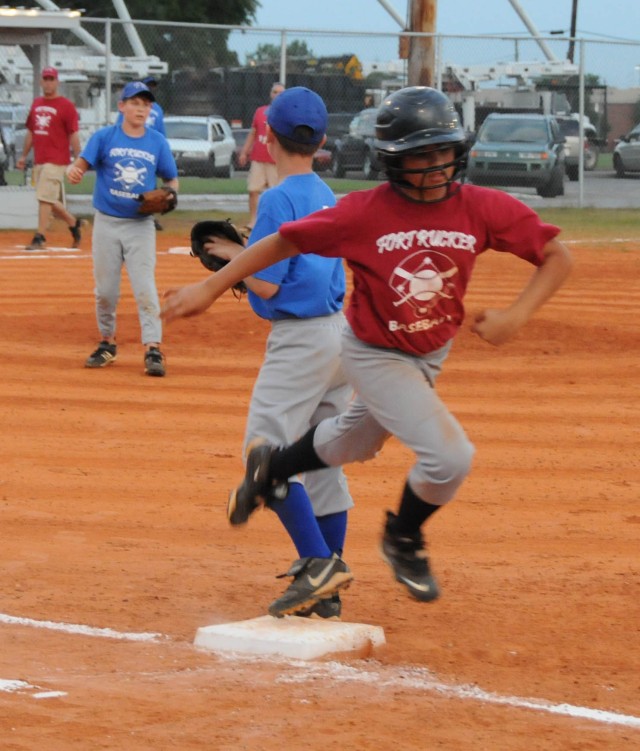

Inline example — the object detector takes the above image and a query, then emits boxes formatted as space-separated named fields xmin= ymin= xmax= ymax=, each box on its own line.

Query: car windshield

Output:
xmin=557 ymin=120 xmax=579 ymax=136
xmin=165 ymin=122 xmax=208 ymax=140
xmin=479 ymin=119 xmax=548 ymax=143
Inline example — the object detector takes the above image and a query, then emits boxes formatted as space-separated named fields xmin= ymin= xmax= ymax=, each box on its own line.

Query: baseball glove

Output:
xmin=190 ymin=219 xmax=247 ymax=294
xmin=137 ymin=187 xmax=178 ymax=215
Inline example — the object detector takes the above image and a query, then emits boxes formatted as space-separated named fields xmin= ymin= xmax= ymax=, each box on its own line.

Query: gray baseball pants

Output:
xmin=244 ymin=312 xmax=354 ymax=516
xmin=313 ymin=327 xmax=475 ymax=505
xmin=91 ymin=210 xmax=161 ymax=345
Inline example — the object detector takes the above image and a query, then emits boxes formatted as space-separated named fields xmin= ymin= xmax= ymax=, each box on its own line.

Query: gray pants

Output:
xmin=244 ymin=312 xmax=353 ymax=516
xmin=314 ymin=327 xmax=475 ymax=506
xmin=91 ymin=211 xmax=161 ymax=345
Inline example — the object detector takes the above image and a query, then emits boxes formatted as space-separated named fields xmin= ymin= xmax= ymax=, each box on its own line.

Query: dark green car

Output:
xmin=467 ymin=113 xmax=566 ymax=198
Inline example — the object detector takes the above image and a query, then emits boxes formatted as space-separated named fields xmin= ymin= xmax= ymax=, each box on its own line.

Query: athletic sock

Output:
xmin=315 ymin=510 xmax=348 ymax=557
xmin=394 ymin=481 xmax=442 ymax=534
xmin=270 ymin=481 xmax=332 ymax=559
xmin=269 ymin=426 xmax=328 ymax=482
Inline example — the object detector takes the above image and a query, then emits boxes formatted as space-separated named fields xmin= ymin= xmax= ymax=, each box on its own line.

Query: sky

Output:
xmin=238 ymin=0 xmax=640 ymax=88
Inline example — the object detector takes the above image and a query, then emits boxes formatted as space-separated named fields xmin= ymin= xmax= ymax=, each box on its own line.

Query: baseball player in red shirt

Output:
xmin=162 ymin=87 xmax=573 ymax=613
xmin=18 ymin=68 xmax=84 ymax=251
xmin=238 ymin=82 xmax=285 ymax=231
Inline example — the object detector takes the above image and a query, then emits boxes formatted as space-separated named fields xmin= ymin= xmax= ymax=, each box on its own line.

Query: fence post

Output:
xmin=105 ymin=19 xmax=112 ymax=125
xmin=279 ymin=29 xmax=287 ymax=86
xmin=578 ymin=38 xmax=585 ymax=208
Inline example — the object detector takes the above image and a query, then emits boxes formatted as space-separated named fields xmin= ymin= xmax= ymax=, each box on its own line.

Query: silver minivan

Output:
xmin=164 ymin=115 xmax=236 ymax=178
xmin=613 ymin=123 xmax=640 ymax=178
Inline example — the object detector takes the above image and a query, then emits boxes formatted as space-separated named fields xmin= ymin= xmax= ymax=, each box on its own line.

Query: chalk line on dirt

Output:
xmin=278 ymin=662 xmax=640 ymax=730
xmin=2 ymin=610 xmax=637 ymax=730
xmin=0 ymin=611 xmax=165 ymax=642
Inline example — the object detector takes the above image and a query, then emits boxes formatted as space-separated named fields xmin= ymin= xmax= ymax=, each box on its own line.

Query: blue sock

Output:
xmin=270 ymin=482 xmax=331 ymax=559
xmin=316 ymin=511 xmax=348 ymax=557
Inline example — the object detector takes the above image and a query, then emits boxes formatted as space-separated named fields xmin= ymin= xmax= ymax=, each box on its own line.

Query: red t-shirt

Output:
xmin=26 ymin=95 xmax=79 ymax=166
xmin=279 ymin=183 xmax=560 ymax=356
xmin=249 ymin=104 xmax=275 ymax=164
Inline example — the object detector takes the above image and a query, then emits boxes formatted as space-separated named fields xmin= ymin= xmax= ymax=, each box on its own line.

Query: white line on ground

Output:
xmin=0 ymin=678 xmax=67 ymax=700
xmin=2 ymin=612 xmax=639 ymax=730
xmin=277 ymin=662 xmax=640 ymax=730
xmin=0 ymin=612 xmax=165 ymax=642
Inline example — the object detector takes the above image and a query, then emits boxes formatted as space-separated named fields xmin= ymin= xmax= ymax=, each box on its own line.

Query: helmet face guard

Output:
xmin=374 ymin=87 xmax=468 ymax=203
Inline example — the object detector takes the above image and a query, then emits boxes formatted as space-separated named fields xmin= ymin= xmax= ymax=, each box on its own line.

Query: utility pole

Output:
xmin=406 ymin=0 xmax=437 ymax=87
xmin=567 ymin=0 xmax=579 ymax=63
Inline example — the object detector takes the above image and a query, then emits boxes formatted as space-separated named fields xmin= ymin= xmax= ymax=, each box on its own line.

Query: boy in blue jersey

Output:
xmin=67 ymin=81 xmax=178 ymax=377
xmin=204 ymin=87 xmax=354 ymax=618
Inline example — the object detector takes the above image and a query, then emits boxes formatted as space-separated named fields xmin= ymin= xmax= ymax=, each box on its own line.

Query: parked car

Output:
xmin=330 ymin=107 xmax=381 ymax=179
xmin=231 ymin=127 xmax=250 ymax=171
xmin=0 ymin=102 xmax=28 ymax=169
xmin=324 ymin=111 xmax=358 ymax=154
xmin=164 ymin=115 xmax=236 ymax=178
xmin=0 ymin=137 xmax=7 ymax=185
xmin=466 ymin=113 xmax=566 ymax=197
xmin=613 ymin=122 xmax=640 ymax=178
xmin=312 ymin=146 xmax=332 ymax=172
xmin=555 ymin=116 xmax=599 ymax=180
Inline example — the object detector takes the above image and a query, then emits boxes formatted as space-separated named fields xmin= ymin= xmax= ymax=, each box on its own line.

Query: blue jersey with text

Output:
xmin=248 ymin=172 xmax=345 ymax=320
xmin=80 ymin=124 xmax=177 ymax=219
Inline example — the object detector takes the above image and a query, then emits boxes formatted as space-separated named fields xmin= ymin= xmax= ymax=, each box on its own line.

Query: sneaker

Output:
xmin=227 ymin=438 xmax=289 ymax=526
xmin=144 ymin=347 xmax=165 ymax=377
xmin=85 ymin=341 xmax=117 ymax=368
xmin=294 ymin=593 xmax=342 ymax=620
xmin=26 ymin=233 xmax=46 ymax=251
xmin=381 ymin=511 xmax=440 ymax=602
xmin=69 ymin=219 xmax=84 ymax=248
xmin=268 ymin=553 xmax=353 ymax=618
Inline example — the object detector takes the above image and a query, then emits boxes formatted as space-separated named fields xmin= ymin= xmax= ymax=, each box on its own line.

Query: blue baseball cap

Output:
xmin=267 ymin=86 xmax=327 ymax=145
xmin=120 ymin=81 xmax=155 ymax=102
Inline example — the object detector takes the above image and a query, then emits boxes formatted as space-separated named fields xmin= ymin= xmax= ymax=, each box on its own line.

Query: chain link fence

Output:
xmin=1 ymin=17 xmax=639 ymax=209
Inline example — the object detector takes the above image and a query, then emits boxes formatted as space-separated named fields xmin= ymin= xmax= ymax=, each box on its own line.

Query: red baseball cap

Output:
xmin=41 ymin=67 xmax=59 ymax=79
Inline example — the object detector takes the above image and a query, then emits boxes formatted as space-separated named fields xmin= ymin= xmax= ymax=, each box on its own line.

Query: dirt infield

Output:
xmin=1 ymin=219 xmax=638 ymax=750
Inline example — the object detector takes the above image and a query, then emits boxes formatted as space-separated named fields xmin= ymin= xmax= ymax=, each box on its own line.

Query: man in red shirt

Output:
xmin=238 ymin=82 xmax=284 ymax=231
xmin=17 ymin=67 xmax=83 ymax=251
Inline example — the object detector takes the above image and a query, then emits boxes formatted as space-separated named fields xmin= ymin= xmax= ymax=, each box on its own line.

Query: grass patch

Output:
xmin=537 ymin=208 xmax=639 ymax=240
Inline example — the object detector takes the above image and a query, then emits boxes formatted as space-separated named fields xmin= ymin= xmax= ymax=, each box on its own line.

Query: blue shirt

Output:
xmin=80 ymin=124 xmax=177 ymax=219
xmin=248 ymin=173 xmax=345 ymax=320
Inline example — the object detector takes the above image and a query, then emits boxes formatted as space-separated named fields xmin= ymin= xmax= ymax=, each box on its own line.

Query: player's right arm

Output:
xmin=66 ymin=156 xmax=90 ymax=184
xmin=162 ymin=231 xmax=297 ymax=321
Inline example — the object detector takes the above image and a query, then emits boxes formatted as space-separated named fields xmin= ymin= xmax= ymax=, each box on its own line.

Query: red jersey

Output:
xmin=249 ymin=104 xmax=275 ymax=164
xmin=26 ymin=95 xmax=79 ymax=166
xmin=279 ymin=183 xmax=560 ymax=356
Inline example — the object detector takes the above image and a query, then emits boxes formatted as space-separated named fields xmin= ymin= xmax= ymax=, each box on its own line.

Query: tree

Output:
xmin=246 ymin=41 xmax=314 ymax=67
xmin=29 ymin=1 xmax=261 ymax=73
xmin=20 ymin=1 xmax=259 ymax=25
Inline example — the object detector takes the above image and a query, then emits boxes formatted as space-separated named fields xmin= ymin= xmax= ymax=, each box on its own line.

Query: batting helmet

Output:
xmin=374 ymin=86 xmax=468 ymax=201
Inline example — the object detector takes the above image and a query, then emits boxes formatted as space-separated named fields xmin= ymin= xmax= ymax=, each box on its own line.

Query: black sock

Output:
xmin=269 ymin=426 xmax=328 ymax=482
xmin=394 ymin=481 xmax=442 ymax=534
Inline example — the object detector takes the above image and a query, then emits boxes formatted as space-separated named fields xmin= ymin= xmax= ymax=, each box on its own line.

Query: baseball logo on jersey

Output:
xmin=389 ymin=251 xmax=459 ymax=316
xmin=114 ymin=159 xmax=149 ymax=189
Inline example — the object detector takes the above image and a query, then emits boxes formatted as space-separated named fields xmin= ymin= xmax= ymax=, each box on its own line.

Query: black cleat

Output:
xmin=268 ymin=554 xmax=353 ymax=618
xmin=227 ymin=438 xmax=288 ymax=525
xmin=85 ymin=341 xmax=117 ymax=368
xmin=144 ymin=347 xmax=166 ymax=377
xmin=381 ymin=511 xmax=440 ymax=602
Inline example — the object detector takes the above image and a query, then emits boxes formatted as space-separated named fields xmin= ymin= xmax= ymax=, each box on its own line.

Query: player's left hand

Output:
xmin=471 ymin=308 xmax=524 ymax=346
xmin=161 ymin=281 xmax=214 ymax=322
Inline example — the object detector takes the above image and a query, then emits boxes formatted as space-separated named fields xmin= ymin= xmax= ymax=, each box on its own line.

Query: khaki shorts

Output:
xmin=34 ymin=163 xmax=67 ymax=204
xmin=247 ymin=160 xmax=278 ymax=193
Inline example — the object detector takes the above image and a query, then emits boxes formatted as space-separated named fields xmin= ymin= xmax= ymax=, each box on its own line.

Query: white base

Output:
xmin=194 ymin=615 xmax=385 ymax=661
